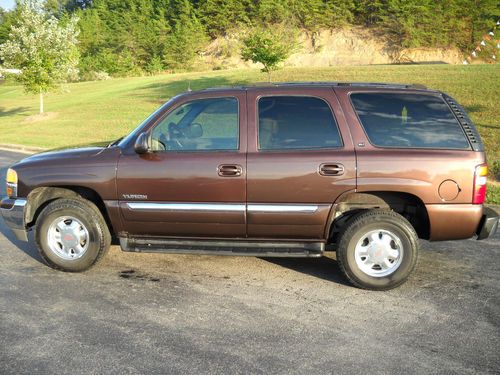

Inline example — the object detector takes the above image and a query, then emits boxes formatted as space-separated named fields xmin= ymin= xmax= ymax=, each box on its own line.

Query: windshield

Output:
xmin=117 ymin=95 xmax=182 ymax=148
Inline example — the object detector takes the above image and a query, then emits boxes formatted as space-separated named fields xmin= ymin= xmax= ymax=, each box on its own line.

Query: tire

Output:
xmin=35 ymin=198 xmax=111 ymax=272
xmin=336 ymin=209 xmax=419 ymax=291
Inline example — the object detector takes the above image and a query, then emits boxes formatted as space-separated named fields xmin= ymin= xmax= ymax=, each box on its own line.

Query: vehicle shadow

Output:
xmin=0 ymin=216 xmax=44 ymax=264
xmin=261 ymin=254 xmax=351 ymax=286
xmin=0 ymin=153 xmax=45 ymax=264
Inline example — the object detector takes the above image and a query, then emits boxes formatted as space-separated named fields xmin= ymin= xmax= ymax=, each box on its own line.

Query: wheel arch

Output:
xmin=326 ymin=191 xmax=430 ymax=243
xmin=25 ymin=186 xmax=114 ymax=234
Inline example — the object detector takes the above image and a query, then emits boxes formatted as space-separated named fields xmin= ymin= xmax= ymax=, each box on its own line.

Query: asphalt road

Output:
xmin=0 ymin=149 xmax=499 ymax=375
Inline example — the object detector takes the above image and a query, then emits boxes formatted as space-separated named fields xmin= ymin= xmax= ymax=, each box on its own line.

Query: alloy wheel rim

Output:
xmin=47 ymin=216 xmax=90 ymax=260
xmin=354 ymin=229 xmax=404 ymax=277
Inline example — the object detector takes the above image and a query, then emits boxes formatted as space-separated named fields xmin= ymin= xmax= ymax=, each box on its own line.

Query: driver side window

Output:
xmin=151 ymin=97 xmax=239 ymax=151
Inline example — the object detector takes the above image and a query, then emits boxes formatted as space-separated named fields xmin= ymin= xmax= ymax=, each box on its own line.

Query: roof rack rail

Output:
xmin=336 ymin=82 xmax=427 ymax=89
xmin=255 ymin=81 xmax=428 ymax=89
xmin=198 ymin=81 xmax=428 ymax=91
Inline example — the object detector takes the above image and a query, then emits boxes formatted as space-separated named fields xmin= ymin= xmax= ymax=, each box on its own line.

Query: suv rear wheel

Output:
xmin=336 ymin=209 xmax=419 ymax=290
xmin=35 ymin=198 xmax=111 ymax=272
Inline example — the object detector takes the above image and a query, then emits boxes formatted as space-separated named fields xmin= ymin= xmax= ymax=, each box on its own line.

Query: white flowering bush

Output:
xmin=0 ymin=3 xmax=79 ymax=113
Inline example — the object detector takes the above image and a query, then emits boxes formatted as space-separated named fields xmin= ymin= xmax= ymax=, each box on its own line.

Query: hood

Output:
xmin=15 ymin=141 xmax=114 ymax=166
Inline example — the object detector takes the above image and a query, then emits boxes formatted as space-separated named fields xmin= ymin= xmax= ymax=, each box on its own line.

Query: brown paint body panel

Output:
xmin=9 ymin=84 xmax=489 ymax=243
xmin=426 ymin=204 xmax=483 ymax=240
xmin=334 ymin=86 xmax=485 ymax=206
xmin=116 ymin=90 xmax=247 ymax=237
xmin=15 ymin=147 xmax=120 ymax=200
xmin=245 ymin=87 xmax=356 ymax=238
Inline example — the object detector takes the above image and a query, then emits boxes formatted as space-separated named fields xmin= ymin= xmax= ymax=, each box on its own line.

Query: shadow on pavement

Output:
xmin=0 ymin=151 xmax=44 ymax=264
xmin=0 ymin=216 xmax=44 ymax=264
xmin=262 ymin=254 xmax=351 ymax=286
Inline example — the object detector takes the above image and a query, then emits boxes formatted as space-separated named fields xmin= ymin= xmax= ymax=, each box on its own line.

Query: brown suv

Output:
xmin=1 ymin=82 xmax=498 ymax=290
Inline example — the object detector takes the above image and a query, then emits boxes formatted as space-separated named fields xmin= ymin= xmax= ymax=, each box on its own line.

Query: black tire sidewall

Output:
xmin=338 ymin=212 xmax=418 ymax=290
xmin=36 ymin=200 xmax=105 ymax=272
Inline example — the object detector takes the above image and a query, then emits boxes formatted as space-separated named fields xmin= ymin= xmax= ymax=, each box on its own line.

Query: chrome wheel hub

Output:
xmin=47 ymin=216 xmax=89 ymax=260
xmin=354 ymin=229 xmax=404 ymax=277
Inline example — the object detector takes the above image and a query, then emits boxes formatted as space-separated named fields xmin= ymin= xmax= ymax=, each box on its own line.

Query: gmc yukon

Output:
xmin=1 ymin=82 xmax=498 ymax=290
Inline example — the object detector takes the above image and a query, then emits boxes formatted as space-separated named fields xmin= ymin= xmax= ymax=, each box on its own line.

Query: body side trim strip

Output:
xmin=247 ymin=204 xmax=318 ymax=213
xmin=126 ymin=203 xmax=245 ymax=212
xmin=125 ymin=202 xmax=319 ymax=213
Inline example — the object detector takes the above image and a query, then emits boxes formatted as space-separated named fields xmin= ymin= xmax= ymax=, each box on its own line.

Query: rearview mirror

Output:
xmin=134 ymin=132 xmax=150 ymax=154
xmin=187 ymin=123 xmax=203 ymax=139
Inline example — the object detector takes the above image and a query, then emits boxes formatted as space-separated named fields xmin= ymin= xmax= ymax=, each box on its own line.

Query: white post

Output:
xmin=39 ymin=91 xmax=44 ymax=114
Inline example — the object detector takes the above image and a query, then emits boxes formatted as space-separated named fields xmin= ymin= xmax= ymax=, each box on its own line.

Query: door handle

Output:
xmin=319 ymin=163 xmax=345 ymax=176
xmin=218 ymin=164 xmax=243 ymax=177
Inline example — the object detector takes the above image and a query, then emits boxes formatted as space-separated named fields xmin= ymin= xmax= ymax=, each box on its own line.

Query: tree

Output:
xmin=0 ymin=6 xmax=21 ymax=48
xmin=198 ymin=0 xmax=255 ymax=37
xmin=163 ymin=0 xmax=207 ymax=70
xmin=0 ymin=3 xmax=79 ymax=113
xmin=241 ymin=28 xmax=295 ymax=82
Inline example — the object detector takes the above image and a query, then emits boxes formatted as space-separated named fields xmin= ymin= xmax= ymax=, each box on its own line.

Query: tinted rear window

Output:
xmin=350 ymin=93 xmax=470 ymax=149
xmin=258 ymin=96 xmax=342 ymax=150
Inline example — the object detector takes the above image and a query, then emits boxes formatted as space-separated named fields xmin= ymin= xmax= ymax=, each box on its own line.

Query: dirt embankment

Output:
xmin=199 ymin=27 xmax=464 ymax=69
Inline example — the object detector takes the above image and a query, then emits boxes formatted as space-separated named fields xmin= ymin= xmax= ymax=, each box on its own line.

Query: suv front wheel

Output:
xmin=336 ymin=209 xmax=419 ymax=290
xmin=35 ymin=198 xmax=111 ymax=272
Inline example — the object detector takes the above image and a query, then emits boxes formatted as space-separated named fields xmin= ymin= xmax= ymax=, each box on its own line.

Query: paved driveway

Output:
xmin=0 ymin=149 xmax=498 ymax=374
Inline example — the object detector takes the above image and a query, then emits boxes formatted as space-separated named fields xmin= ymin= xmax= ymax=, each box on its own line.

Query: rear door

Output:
xmin=246 ymin=87 xmax=356 ymax=240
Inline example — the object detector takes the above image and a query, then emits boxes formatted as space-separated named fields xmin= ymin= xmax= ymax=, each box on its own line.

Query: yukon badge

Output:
xmin=122 ymin=194 xmax=148 ymax=200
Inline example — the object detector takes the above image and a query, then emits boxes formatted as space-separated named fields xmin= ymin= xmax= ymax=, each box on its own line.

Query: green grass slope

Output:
xmin=0 ymin=65 xmax=498 ymax=151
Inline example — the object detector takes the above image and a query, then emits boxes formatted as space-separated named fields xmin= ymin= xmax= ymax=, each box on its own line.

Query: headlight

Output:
xmin=6 ymin=168 xmax=18 ymax=198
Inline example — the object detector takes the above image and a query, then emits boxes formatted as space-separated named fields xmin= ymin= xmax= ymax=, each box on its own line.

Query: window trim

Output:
xmin=150 ymin=96 xmax=241 ymax=153
xmin=256 ymin=94 xmax=344 ymax=152
xmin=348 ymin=91 xmax=472 ymax=151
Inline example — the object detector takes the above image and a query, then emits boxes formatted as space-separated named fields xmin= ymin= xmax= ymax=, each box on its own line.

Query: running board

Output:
xmin=119 ymin=237 xmax=324 ymax=258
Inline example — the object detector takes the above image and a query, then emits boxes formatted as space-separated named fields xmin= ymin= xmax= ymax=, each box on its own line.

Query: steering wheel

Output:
xmin=167 ymin=122 xmax=186 ymax=149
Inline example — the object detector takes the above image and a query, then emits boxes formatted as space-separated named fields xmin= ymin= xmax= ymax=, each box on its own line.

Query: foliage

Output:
xmin=0 ymin=6 xmax=20 ymax=50
xmin=198 ymin=0 xmax=254 ymax=37
xmin=163 ymin=0 xmax=208 ymax=70
xmin=0 ymin=0 xmax=498 ymax=78
xmin=241 ymin=28 xmax=296 ymax=81
xmin=0 ymin=2 xmax=79 ymax=113
xmin=486 ymin=183 xmax=500 ymax=205
xmin=354 ymin=0 xmax=500 ymax=49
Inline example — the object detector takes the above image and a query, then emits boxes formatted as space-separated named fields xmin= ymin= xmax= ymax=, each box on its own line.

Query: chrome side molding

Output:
xmin=247 ymin=204 xmax=318 ymax=213
xmin=126 ymin=202 xmax=245 ymax=212
xmin=125 ymin=202 xmax=319 ymax=214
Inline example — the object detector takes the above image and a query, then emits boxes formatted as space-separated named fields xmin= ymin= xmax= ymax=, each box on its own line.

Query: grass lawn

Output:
xmin=0 ymin=64 xmax=499 ymax=203
xmin=487 ymin=183 xmax=500 ymax=205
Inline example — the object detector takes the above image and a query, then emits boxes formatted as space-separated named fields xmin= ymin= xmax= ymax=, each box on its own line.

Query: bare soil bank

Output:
xmin=199 ymin=27 xmax=464 ymax=69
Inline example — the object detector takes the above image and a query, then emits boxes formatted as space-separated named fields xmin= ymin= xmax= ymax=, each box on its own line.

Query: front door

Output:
xmin=246 ymin=88 xmax=356 ymax=240
xmin=117 ymin=91 xmax=247 ymax=238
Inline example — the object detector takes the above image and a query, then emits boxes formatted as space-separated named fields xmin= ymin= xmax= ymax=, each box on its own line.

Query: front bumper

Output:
xmin=0 ymin=198 xmax=28 ymax=241
xmin=476 ymin=207 xmax=499 ymax=240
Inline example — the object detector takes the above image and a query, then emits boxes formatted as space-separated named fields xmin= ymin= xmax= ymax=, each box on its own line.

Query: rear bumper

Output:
xmin=0 ymin=198 xmax=28 ymax=241
xmin=476 ymin=207 xmax=499 ymax=240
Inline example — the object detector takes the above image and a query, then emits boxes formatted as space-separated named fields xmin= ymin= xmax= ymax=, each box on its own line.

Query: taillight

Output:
xmin=472 ymin=164 xmax=487 ymax=204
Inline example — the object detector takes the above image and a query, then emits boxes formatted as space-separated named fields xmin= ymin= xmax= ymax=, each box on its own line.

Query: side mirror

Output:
xmin=134 ymin=132 xmax=150 ymax=154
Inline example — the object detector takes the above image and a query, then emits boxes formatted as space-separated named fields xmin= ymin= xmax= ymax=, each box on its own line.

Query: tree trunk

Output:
xmin=39 ymin=91 xmax=44 ymax=114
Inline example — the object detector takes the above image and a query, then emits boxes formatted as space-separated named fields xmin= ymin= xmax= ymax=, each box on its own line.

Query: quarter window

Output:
xmin=350 ymin=93 xmax=470 ymax=149
xmin=151 ymin=97 xmax=239 ymax=151
xmin=258 ymin=96 xmax=342 ymax=150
